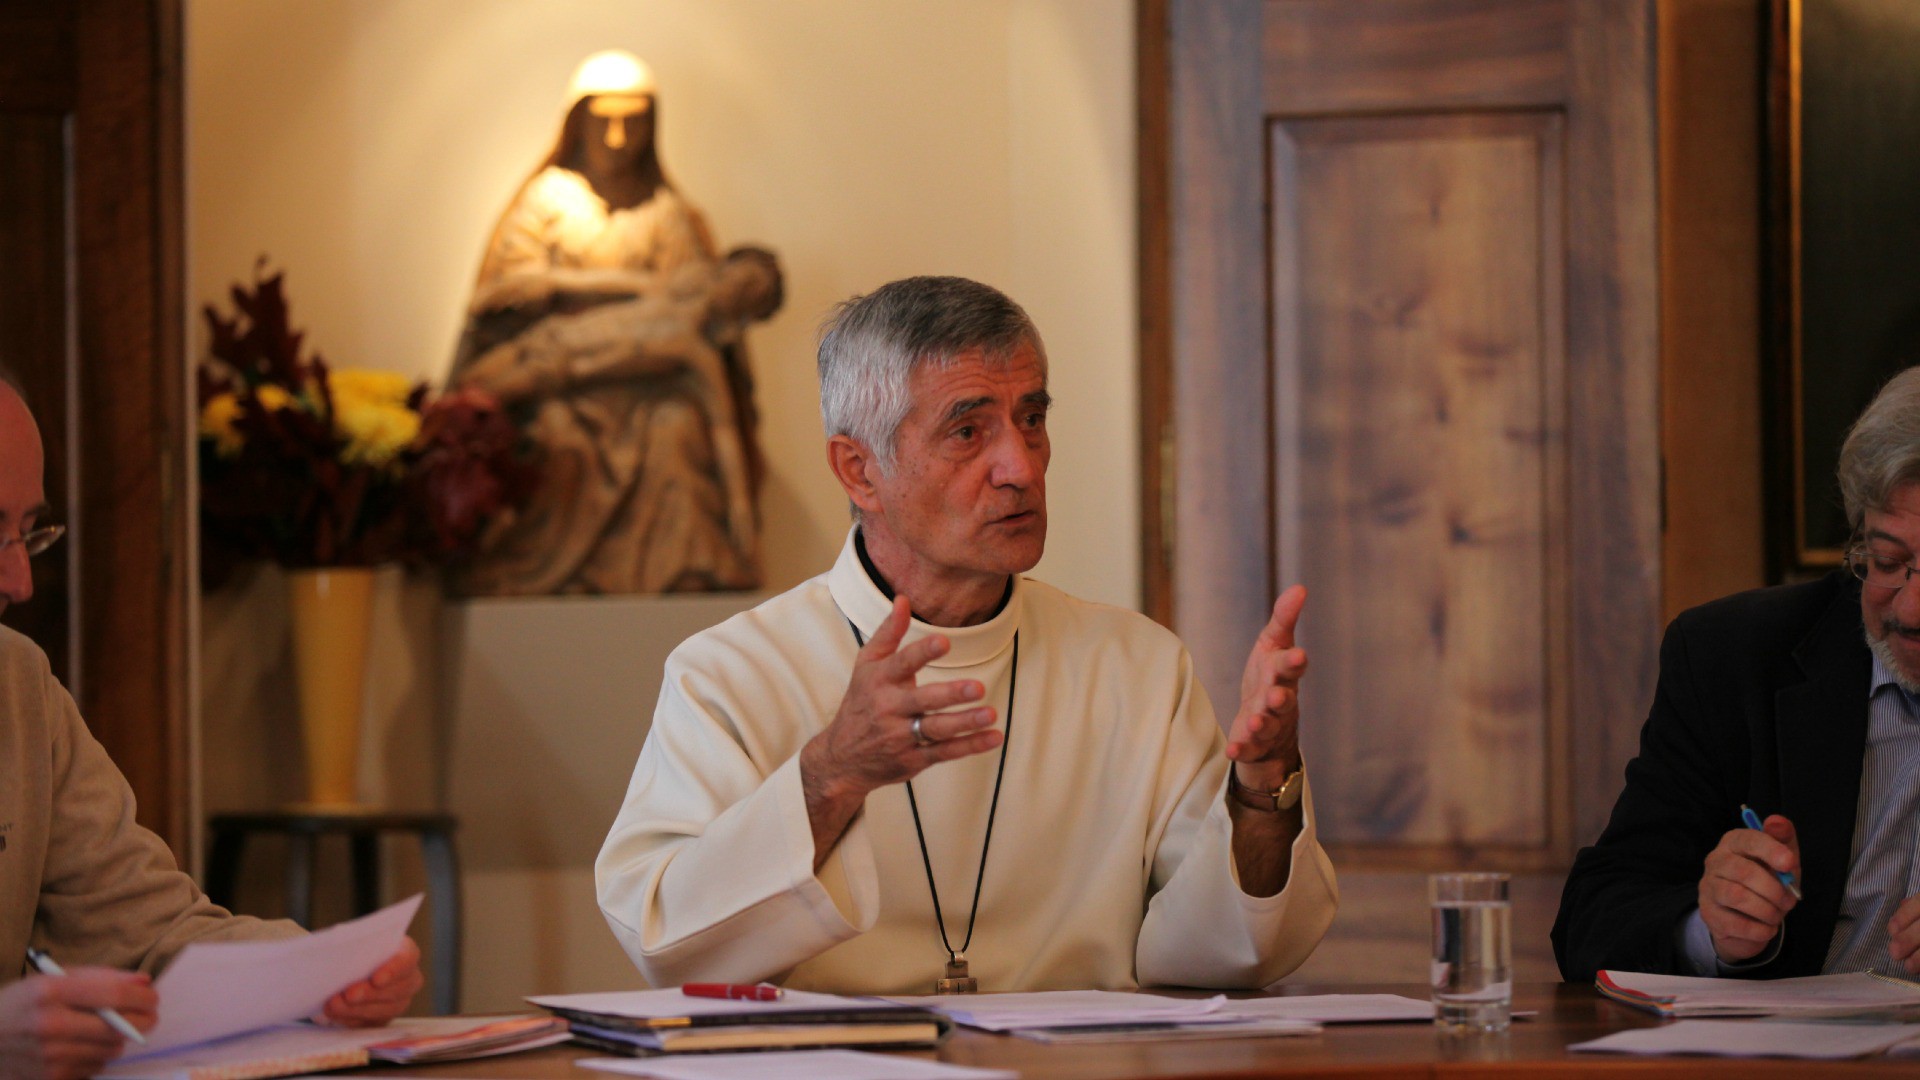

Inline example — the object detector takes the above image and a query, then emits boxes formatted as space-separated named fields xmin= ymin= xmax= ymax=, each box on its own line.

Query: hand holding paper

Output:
xmin=321 ymin=935 xmax=423 ymax=1027
xmin=129 ymin=894 xmax=421 ymax=1058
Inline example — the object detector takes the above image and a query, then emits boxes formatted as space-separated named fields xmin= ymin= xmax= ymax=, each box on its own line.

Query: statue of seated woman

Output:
xmin=448 ymin=51 xmax=783 ymax=595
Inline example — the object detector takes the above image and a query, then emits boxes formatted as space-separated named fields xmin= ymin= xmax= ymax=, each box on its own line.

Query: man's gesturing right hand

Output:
xmin=1698 ymin=813 xmax=1801 ymax=964
xmin=799 ymin=595 xmax=1001 ymax=867
xmin=0 ymin=969 xmax=157 ymax=1080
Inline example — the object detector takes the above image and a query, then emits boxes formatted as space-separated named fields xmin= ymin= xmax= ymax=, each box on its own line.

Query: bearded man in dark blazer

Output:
xmin=1556 ymin=366 xmax=1920 ymax=981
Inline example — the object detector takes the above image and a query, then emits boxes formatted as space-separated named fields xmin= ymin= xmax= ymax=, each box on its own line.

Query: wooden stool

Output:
xmin=205 ymin=808 xmax=461 ymax=1014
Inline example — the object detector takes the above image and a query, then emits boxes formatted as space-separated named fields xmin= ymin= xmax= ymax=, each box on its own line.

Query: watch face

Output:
xmin=1277 ymin=770 xmax=1304 ymax=809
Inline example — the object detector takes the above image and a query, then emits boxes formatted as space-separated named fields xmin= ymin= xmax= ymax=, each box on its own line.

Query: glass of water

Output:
xmin=1430 ymin=872 xmax=1512 ymax=1032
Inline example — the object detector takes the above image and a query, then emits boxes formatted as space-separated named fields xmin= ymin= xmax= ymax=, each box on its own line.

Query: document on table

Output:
xmin=101 ymin=1024 xmax=390 ymax=1079
xmin=1570 ymin=1019 xmax=1920 ymax=1059
xmin=122 ymin=893 xmax=421 ymax=1056
xmin=578 ymin=1050 xmax=1017 ymax=1080
xmin=100 ymin=1016 xmax=569 ymax=1080
xmin=1215 ymin=994 xmax=1434 ymax=1023
xmin=884 ymin=989 xmax=1228 ymax=1031
xmin=528 ymin=987 xmax=876 ymax=1019
xmin=1597 ymin=969 xmax=1920 ymax=1018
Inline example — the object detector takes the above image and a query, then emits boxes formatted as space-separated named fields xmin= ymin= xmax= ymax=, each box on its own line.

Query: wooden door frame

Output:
xmin=0 ymin=0 xmax=192 ymax=855
xmin=1139 ymin=0 xmax=1662 ymax=855
xmin=76 ymin=0 xmax=191 ymax=857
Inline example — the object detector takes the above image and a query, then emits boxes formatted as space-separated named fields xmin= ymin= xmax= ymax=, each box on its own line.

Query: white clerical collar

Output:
xmin=826 ymin=528 xmax=1022 ymax=669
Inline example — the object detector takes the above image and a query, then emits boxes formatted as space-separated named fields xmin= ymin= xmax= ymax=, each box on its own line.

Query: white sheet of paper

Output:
xmin=124 ymin=893 xmax=421 ymax=1056
xmin=884 ymin=990 xmax=1226 ymax=1031
xmin=1570 ymin=1020 xmax=1920 ymax=1059
xmin=577 ymin=1050 xmax=1017 ymax=1080
xmin=1014 ymin=1017 xmax=1320 ymax=1043
xmin=1601 ymin=970 xmax=1920 ymax=1017
xmin=528 ymin=987 xmax=867 ymax=1018
xmin=1216 ymin=994 xmax=1434 ymax=1023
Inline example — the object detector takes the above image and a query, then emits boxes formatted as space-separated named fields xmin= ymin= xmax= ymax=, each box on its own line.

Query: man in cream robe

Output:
xmin=598 ymin=277 xmax=1337 ymax=994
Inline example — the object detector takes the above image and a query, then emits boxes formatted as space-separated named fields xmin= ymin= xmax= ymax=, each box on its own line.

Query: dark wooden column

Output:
xmin=0 ymin=0 xmax=190 ymax=855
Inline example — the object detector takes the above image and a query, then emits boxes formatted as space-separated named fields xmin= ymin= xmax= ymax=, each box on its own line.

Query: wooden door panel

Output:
xmin=1144 ymin=0 xmax=1657 ymax=982
xmin=1276 ymin=112 xmax=1568 ymax=859
xmin=1264 ymin=0 xmax=1571 ymax=112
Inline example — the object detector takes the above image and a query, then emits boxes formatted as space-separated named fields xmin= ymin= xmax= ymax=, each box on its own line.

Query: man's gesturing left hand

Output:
xmin=1226 ymin=585 xmax=1308 ymax=791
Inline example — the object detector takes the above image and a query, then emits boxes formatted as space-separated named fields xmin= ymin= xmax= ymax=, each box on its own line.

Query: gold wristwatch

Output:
xmin=1229 ymin=764 xmax=1304 ymax=812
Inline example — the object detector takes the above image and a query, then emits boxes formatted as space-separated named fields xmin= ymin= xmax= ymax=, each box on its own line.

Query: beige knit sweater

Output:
xmin=0 ymin=625 xmax=297 ymax=983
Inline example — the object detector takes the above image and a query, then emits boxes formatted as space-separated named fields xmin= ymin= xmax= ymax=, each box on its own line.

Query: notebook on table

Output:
xmin=98 ymin=1015 xmax=571 ymax=1080
xmin=528 ymin=988 xmax=949 ymax=1056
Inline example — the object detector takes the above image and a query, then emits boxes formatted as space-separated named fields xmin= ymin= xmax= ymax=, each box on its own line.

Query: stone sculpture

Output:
xmin=449 ymin=51 xmax=782 ymax=595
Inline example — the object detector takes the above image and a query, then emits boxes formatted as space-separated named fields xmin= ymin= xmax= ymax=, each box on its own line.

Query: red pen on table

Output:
xmin=683 ymin=982 xmax=784 ymax=1001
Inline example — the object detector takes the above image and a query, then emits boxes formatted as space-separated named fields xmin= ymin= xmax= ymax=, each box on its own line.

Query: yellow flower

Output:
xmin=320 ymin=369 xmax=421 ymax=466
xmin=328 ymin=368 xmax=413 ymax=410
xmin=334 ymin=396 xmax=421 ymax=466
xmin=255 ymin=384 xmax=296 ymax=412
xmin=199 ymin=393 xmax=245 ymax=457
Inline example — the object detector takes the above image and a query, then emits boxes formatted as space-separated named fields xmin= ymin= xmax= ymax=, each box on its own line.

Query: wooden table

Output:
xmin=346 ymin=984 xmax=1920 ymax=1079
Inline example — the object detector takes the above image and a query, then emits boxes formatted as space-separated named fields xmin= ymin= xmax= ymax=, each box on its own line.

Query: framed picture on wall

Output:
xmin=1765 ymin=0 xmax=1920 ymax=578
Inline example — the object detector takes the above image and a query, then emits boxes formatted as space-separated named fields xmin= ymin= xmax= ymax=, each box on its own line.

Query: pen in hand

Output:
xmin=1740 ymin=804 xmax=1804 ymax=902
xmin=683 ymin=983 xmax=784 ymax=1002
xmin=23 ymin=947 xmax=148 ymax=1045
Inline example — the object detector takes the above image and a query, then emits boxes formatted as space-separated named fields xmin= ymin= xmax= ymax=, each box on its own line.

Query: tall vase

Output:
xmin=286 ymin=567 xmax=376 ymax=808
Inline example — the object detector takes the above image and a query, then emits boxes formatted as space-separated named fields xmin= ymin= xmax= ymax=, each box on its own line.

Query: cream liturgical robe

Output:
xmin=597 ymin=530 xmax=1338 ymax=994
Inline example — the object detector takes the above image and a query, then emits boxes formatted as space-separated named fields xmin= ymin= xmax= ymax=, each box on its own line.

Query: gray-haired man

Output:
xmin=1556 ymin=366 xmax=1920 ymax=981
xmin=597 ymin=276 xmax=1336 ymax=994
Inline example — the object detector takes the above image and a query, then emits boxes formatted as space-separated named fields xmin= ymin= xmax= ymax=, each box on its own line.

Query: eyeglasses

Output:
xmin=1847 ymin=546 xmax=1920 ymax=592
xmin=0 ymin=524 xmax=64 ymax=559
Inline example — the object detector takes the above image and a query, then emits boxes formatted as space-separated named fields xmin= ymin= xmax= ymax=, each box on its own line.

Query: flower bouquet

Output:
xmin=196 ymin=265 xmax=534 ymax=806
xmin=197 ymin=267 xmax=534 ymax=578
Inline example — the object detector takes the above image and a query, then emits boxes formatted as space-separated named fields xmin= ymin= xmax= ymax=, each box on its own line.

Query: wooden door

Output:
xmin=1141 ymin=0 xmax=1660 ymax=981
xmin=0 ymin=0 xmax=191 ymax=853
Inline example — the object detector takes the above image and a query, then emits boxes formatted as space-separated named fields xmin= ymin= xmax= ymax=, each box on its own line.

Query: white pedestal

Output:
xmin=441 ymin=592 xmax=761 ymax=1005
xmin=441 ymin=592 xmax=762 ymax=872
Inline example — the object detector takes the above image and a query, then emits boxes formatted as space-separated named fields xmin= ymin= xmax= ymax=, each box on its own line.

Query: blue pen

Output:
xmin=1740 ymin=805 xmax=1804 ymax=902
xmin=24 ymin=948 xmax=147 ymax=1045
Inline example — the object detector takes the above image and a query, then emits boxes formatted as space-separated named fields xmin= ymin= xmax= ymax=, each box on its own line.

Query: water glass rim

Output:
xmin=1429 ymin=871 xmax=1511 ymax=902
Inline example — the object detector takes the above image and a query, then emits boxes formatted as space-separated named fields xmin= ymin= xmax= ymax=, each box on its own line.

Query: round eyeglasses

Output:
xmin=1847 ymin=546 xmax=1920 ymax=593
xmin=0 ymin=524 xmax=65 ymax=559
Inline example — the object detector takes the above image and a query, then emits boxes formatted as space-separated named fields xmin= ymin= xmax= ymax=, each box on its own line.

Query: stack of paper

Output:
xmin=1597 ymin=970 xmax=1920 ymax=1019
xmin=1571 ymin=1019 xmax=1920 ymax=1060
xmin=1213 ymin=994 xmax=1434 ymax=1024
xmin=100 ymin=1016 xmax=570 ymax=1080
xmin=529 ymin=989 xmax=949 ymax=1055
xmin=363 ymin=1014 xmax=571 ymax=1062
xmin=579 ymin=1050 xmax=1016 ymax=1080
xmin=885 ymin=990 xmax=1320 ymax=1043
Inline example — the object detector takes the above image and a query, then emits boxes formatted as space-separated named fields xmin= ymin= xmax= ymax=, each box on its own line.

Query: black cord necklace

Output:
xmin=847 ymin=620 xmax=1017 ymax=995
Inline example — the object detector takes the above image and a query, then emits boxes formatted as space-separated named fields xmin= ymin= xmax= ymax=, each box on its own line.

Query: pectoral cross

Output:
xmin=935 ymin=956 xmax=976 ymax=994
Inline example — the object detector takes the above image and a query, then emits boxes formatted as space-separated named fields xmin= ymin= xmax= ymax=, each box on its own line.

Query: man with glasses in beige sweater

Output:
xmin=0 ymin=375 xmax=421 ymax=1080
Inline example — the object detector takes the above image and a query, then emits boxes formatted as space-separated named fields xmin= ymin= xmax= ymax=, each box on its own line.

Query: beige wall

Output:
xmin=187 ymin=0 xmax=1136 ymax=1006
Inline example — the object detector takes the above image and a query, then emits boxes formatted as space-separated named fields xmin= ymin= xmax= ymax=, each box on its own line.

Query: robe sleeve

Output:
xmin=596 ymin=649 xmax=880 ymax=986
xmin=32 ymin=652 xmax=301 ymax=974
xmin=1133 ymin=652 xmax=1338 ymax=988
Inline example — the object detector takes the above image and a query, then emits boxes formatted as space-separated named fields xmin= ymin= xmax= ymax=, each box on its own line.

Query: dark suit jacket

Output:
xmin=1552 ymin=571 xmax=1872 ymax=981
